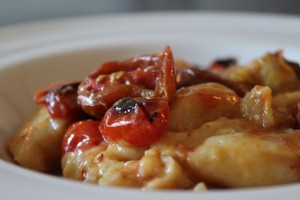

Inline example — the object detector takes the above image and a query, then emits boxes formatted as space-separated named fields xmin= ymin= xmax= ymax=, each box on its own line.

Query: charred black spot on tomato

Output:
xmin=212 ymin=58 xmax=236 ymax=68
xmin=111 ymin=97 xmax=159 ymax=123
xmin=113 ymin=97 xmax=137 ymax=114
xmin=136 ymin=100 xmax=153 ymax=121
xmin=148 ymin=112 xmax=158 ymax=122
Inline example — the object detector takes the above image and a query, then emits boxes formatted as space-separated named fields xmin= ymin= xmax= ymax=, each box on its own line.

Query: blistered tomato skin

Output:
xmin=100 ymin=97 xmax=169 ymax=147
xmin=77 ymin=46 xmax=176 ymax=118
xmin=62 ymin=120 xmax=103 ymax=154
xmin=34 ymin=82 xmax=85 ymax=120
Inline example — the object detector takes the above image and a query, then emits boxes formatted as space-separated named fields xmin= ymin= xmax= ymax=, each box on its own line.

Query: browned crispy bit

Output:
xmin=285 ymin=59 xmax=300 ymax=80
xmin=207 ymin=58 xmax=237 ymax=72
xmin=176 ymin=66 xmax=250 ymax=97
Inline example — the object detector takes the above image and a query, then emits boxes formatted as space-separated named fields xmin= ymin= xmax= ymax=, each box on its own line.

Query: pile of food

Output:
xmin=7 ymin=46 xmax=300 ymax=190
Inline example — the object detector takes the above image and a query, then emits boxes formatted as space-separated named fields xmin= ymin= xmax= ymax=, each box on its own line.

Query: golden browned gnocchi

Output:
xmin=7 ymin=107 xmax=72 ymax=172
xmin=169 ymin=83 xmax=241 ymax=132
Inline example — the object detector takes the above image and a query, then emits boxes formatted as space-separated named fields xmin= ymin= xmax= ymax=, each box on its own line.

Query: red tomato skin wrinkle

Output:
xmin=62 ymin=120 xmax=103 ymax=154
xmin=100 ymin=97 xmax=169 ymax=147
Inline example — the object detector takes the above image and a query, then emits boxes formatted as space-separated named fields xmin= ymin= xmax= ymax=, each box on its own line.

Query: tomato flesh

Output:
xmin=100 ymin=97 xmax=169 ymax=147
xmin=62 ymin=120 xmax=103 ymax=154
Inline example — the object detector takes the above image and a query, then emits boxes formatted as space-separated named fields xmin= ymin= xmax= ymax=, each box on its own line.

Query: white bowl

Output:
xmin=1 ymin=12 xmax=300 ymax=200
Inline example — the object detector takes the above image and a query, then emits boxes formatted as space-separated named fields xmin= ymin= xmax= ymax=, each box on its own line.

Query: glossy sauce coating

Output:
xmin=34 ymin=82 xmax=84 ymax=120
xmin=62 ymin=120 xmax=103 ymax=154
xmin=77 ymin=46 xmax=176 ymax=118
xmin=100 ymin=97 xmax=169 ymax=147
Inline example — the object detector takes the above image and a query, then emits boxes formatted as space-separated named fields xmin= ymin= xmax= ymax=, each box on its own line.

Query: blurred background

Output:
xmin=1 ymin=0 xmax=300 ymax=27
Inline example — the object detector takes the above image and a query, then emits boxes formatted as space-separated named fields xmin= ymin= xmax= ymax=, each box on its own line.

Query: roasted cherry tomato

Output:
xmin=78 ymin=46 xmax=176 ymax=118
xmin=62 ymin=120 xmax=103 ymax=154
xmin=99 ymin=97 xmax=169 ymax=147
xmin=34 ymin=82 xmax=85 ymax=120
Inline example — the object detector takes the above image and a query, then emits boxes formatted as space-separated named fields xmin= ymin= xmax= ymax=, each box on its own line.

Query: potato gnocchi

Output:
xmin=7 ymin=47 xmax=300 ymax=190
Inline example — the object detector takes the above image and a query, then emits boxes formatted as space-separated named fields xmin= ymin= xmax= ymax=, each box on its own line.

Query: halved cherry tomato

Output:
xmin=78 ymin=46 xmax=176 ymax=118
xmin=34 ymin=82 xmax=85 ymax=120
xmin=62 ymin=120 xmax=103 ymax=154
xmin=99 ymin=97 xmax=169 ymax=147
